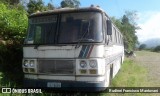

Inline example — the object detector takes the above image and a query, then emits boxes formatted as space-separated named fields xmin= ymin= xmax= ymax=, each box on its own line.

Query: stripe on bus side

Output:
xmin=79 ymin=45 xmax=94 ymax=58
xmin=79 ymin=45 xmax=87 ymax=58
xmin=87 ymin=45 xmax=94 ymax=58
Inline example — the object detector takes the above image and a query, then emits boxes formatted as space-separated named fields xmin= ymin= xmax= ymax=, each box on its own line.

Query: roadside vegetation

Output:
xmin=0 ymin=1 xmax=27 ymax=88
xmin=110 ymin=59 xmax=148 ymax=87
xmin=101 ymin=59 xmax=148 ymax=96
xmin=111 ymin=11 xmax=140 ymax=51
xmin=153 ymin=45 xmax=160 ymax=52
xmin=101 ymin=51 xmax=159 ymax=96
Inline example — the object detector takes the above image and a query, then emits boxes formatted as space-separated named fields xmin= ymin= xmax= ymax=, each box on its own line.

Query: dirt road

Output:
xmin=135 ymin=51 xmax=160 ymax=87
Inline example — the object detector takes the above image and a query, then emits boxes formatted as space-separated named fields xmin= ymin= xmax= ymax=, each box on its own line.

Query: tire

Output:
xmin=109 ymin=64 xmax=113 ymax=85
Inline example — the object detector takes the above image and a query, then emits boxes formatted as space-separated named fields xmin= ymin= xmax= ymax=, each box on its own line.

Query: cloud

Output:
xmin=136 ymin=11 xmax=160 ymax=42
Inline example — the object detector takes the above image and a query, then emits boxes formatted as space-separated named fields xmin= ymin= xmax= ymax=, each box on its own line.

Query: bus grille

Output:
xmin=38 ymin=60 xmax=75 ymax=75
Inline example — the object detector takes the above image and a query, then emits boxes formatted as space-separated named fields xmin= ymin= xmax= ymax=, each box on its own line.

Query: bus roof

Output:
xmin=29 ymin=6 xmax=106 ymax=17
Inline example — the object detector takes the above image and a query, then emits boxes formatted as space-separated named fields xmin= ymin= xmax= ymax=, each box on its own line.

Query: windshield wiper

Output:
xmin=80 ymin=21 xmax=91 ymax=41
xmin=75 ymin=21 xmax=91 ymax=48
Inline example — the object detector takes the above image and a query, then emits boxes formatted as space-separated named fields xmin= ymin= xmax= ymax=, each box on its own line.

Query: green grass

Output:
xmin=101 ymin=57 xmax=157 ymax=96
xmin=110 ymin=59 xmax=148 ymax=87
xmin=0 ymin=72 xmax=4 ymax=88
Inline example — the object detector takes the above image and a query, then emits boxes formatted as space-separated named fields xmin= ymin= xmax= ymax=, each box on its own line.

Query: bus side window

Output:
xmin=118 ymin=32 xmax=120 ymax=44
xmin=114 ymin=27 xmax=117 ymax=44
xmin=107 ymin=20 xmax=112 ymax=35
xmin=112 ymin=27 xmax=115 ymax=44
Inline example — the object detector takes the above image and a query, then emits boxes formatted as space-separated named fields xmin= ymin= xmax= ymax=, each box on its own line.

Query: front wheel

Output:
xmin=104 ymin=65 xmax=110 ymax=87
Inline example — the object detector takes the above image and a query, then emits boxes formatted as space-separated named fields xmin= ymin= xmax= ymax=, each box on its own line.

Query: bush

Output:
xmin=153 ymin=45 xmax=160 ymax=52
xmin=0 ymin=44 xmax=23 ymax=87
xmin=139 ymin=44 xmax=147 ymax=50
xmin=0 ymin=3 xmax=28 ymax=44
xmin=0 ymin=2 xmax=28 ymax=87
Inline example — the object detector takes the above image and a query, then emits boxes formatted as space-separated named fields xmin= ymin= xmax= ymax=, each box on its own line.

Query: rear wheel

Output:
xmin=109 ymin=64 xmax=113 ymax=85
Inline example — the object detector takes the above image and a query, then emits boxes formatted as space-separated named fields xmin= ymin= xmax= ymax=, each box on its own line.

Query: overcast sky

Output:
xmin=45 ymin=0 xmax=160 ymax=42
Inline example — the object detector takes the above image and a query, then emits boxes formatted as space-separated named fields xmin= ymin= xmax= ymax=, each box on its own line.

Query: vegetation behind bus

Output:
xmin=0 ymin=2 xmax=27 ymax=87
xmin=111 ymin=11 xmax=140 ymax=51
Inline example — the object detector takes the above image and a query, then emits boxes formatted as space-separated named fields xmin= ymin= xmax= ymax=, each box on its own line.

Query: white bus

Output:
xmin=23 ymin=6 xmax=124 ymax=91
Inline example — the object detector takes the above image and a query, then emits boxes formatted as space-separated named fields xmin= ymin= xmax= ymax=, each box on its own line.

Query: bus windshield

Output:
xmin=25 ymin=12 xmax=103 ymax=44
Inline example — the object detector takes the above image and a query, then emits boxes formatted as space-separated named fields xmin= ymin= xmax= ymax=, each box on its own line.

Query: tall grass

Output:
xmin=101 ymin=58 xmax=156 ymax=96
xmin=111 ymin=59 xmax=149 ymax=87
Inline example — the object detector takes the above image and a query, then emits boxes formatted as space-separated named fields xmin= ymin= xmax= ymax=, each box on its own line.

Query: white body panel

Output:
xmin=23 ymin=44 xmax=124 ymax=83
xmin=25 ymin=74 xmax=75 ymax=81
xmin=25 ymin=74 xmax=105 ymax=82
xmin=23 ymin=45 xmax=104 ymax=58
xmin=23 ymin=46 xmax=81 ymax=58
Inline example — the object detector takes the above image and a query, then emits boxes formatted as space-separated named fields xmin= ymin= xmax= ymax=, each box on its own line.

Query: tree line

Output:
xmin=139 ymin=44 xmax=160 ymax=52
xmin=0 ymin=0 xmax=80 ymax=14
xmin=111 ymin=11 xmax=140 ymax=51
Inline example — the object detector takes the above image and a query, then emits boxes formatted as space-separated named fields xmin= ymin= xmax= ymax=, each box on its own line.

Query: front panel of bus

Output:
xmin=23 ymin=11 xmax=107 ymax=91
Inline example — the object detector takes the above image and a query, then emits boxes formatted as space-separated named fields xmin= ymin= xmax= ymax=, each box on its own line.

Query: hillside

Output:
xmin=141 ymin=38 xmax=160 ymax=48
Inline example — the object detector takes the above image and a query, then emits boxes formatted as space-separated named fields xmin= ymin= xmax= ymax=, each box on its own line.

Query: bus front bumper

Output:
xmin=24 ymin=78 xmax=106 ymax=92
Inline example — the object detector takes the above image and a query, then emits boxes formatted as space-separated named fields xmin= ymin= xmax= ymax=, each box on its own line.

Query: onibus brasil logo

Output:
xmin=1 ymin=88 xmax=42 ymax=94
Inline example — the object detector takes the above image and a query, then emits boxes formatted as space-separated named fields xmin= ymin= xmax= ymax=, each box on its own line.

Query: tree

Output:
xmin=10 ymin=0 xmax=20 ymax=5
xmin=111 ymin=11 xmax=140 ymax=51
xmin=153 ymin=45 xmax=160 ymax=52
xmin=47 ymin=2 xmax=54 ymax=10
xmin=0 ymin=0 xmax=19 ymax=5
xmin=122 ymin=15 xmax=129 ymax=25
xmin=0 ymin=2 xmax=28 ymax=87
xmin=27 ymin=0 xmax=47 ymax=14
xmin=0 ymin=2 xmax=28 ymax=44
xmin=139 ymin=44 xmax=147 ymax=50
xmin=61 ymin=0 xmax=80 ymax=8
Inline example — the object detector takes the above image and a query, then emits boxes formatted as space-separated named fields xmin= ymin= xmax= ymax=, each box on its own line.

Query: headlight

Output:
xmin=29 ymin=60 xmax=35 ymax=67
xmin=23 ymin=59 xmax=37 ymax=73
xmin=89 ymin=60 xmax=97 ymax=68
xmin=80 ymin=61 xmax=87 ymax=68
xmin=23 ymin=60 xmax=29 ymax=67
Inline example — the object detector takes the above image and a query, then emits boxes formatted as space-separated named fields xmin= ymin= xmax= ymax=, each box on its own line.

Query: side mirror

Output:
xmin=107 ymin=20 xmax=112 ymax=35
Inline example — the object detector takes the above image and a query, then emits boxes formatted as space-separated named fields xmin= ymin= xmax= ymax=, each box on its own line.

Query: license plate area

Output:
xmin=47 ymin=82 xmax=61 ymax=88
